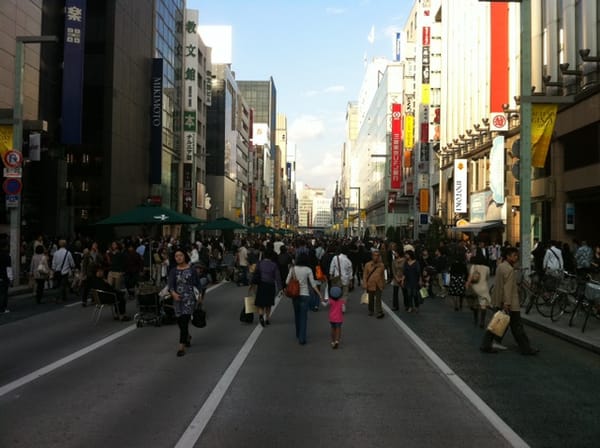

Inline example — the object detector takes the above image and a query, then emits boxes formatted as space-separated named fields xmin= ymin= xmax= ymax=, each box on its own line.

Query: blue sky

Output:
xmin=189 ymin=0 xmax=413 ymax=196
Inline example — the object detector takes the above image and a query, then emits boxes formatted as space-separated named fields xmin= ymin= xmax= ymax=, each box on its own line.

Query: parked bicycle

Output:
xmin=549 ymin=271 xmax=581 ymax=322
xmin=568 ymin=278 xmax=600 ymax=333
xmin=514 ymin=267 xmax=544 ymax=314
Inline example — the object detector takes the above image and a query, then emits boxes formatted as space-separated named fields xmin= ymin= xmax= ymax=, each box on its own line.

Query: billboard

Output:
xmin=390 ymin=103 xmax=402 ymax=190
xmin=454 ymin=159 xmax=468 ymax=213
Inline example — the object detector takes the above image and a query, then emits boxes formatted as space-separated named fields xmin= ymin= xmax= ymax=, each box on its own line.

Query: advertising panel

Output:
xmin=61 ymin=0 xmax=87 ymax=144
xmin=150 ymin=58 xmax=163 ymax=184
xmin=489 ymin=136 xmax=505 ymax=204
xmin=454 ymin=159 xmax=467 ymax=213
xmin=390 ymin=103 xmax=402 ymax=190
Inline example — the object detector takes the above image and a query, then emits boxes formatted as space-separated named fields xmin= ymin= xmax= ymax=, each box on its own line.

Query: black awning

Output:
xmin=451 ymin=220 xmax=504 ymax=233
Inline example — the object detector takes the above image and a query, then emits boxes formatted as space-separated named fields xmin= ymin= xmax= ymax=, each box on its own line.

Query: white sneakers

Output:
xmin=492 ymin=341 xmax=508 ymax=351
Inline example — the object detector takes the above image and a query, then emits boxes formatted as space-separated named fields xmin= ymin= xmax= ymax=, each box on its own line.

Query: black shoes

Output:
xmin=376 ymin=313 xmax=385 ymax=319
xmin=480 ymin=347 xmax=498 ymax=354
xmin=176 ymin=350 xmax=185 ymax=357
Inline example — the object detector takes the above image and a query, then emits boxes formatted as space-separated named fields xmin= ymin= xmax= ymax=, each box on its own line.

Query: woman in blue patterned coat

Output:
xmin=168 ymin=248 xmax=203 ymax=357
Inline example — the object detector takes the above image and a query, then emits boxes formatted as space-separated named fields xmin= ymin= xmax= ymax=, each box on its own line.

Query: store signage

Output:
xmin=390 ymin=103 xmax=402 ymax=190
xmin=454 ymin=159 xmax=468 ymax=213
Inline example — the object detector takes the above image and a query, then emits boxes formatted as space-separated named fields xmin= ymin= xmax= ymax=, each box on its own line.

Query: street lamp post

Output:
xmin=10 ymin=35 xmax=58 ymax=283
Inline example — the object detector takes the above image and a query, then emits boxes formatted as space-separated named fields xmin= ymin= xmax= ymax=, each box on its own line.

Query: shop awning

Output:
xmin=451 ymin=220 xmax=504 ymax=233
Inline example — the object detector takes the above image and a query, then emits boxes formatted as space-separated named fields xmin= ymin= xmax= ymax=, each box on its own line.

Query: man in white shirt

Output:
xmin=51 ymin=239 xmax=75 ymax=303
xmin=543 ymin=241 xmax=564 ymax=290
xmin=236 ymin=240 xmax=249 ymax=286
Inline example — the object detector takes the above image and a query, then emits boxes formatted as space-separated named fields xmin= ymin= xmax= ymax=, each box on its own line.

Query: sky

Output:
xmin=189 ymin=0 xmax=414 ymax=196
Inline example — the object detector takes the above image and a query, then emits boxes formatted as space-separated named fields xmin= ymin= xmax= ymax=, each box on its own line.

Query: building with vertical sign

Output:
xmin=205 ymin=63 xmax=250 ymax=223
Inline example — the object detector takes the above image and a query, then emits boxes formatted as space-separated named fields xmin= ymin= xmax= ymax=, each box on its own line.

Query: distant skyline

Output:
xmin=189 ymin=0 xmax=413 ymax=196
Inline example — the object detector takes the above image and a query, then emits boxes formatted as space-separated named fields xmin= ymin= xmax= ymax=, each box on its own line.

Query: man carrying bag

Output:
xmin=480 ymin=247 xmax=539 ymax=355
xmin=52 ymin=240 xmax=75 ymax=303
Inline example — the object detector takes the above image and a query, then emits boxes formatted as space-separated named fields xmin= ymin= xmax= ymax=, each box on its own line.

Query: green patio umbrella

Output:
xmin=197 ymin=217 xmax=247 ymax=231
xmin=247 ymin=224 xmax=275 ymax=234
xmin=94 ymin=204 xmax=204 ymax=226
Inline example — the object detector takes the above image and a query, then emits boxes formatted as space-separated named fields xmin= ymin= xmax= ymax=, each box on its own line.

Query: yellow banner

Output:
xmin=531 ymin=104 xmax=558 ymax=168
xmin=421 ymin=84 xmax=430 ymax=104
xmin=0 ymin=125 xmax=13 ymax=160
xmin=404 ymin=115 xmax=414 ymax=150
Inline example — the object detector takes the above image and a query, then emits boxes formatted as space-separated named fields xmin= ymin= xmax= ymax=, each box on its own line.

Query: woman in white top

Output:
xmin=286 ymin=252 xmax=322 ymax=345
xmin=466 ymin=252 xmax=492 ymax=328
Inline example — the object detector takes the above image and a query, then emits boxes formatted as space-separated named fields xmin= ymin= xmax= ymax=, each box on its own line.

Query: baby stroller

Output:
xmin=134 ymin=283 xmax=164 ymax=327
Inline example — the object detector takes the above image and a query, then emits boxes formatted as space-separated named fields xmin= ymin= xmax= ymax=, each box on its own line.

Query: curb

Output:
xmin=522 ymin=316 xmax=600 ymax=355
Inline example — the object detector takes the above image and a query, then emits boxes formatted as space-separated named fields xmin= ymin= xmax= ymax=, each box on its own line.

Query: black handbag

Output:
xmin=191 ymin=304 xmax=207 ymax=328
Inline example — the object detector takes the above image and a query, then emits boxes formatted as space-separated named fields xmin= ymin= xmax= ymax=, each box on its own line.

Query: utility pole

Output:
xmin=10 ymin=36 xmax=58 ymax=284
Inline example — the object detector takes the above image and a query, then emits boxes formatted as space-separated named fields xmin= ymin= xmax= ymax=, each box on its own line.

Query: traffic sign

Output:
xmin=3 ymin=178 xmax=22 ymax=195
xmin=3 ymin=167 xmax=22 ymax=178
xmin=3 ymin=150 xmax=23 ymax=168
xmin=5 ymin=194 xmax=19 ymax=208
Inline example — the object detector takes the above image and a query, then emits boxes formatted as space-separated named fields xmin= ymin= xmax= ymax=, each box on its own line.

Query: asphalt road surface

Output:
xmin=0 ymin=282 xmax=598 ymax=447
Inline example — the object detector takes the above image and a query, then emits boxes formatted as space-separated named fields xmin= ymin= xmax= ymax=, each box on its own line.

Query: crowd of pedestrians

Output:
xmin=4 ymin=231 xmax=600 ymax=358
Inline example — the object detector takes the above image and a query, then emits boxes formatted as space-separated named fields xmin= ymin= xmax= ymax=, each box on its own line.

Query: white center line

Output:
xmin=174 ymin=292 xmax=283 ymax=448
xmin=0 ymin=282 xmax=224 ymax=398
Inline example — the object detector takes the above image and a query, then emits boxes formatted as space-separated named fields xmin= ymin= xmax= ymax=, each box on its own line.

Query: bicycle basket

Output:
xmin=584 ymin=282 xmax=600 ymax=301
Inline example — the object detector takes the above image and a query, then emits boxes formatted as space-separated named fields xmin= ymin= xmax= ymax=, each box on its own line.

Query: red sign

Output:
xmin=391 ymin=103 xmax=403 ymax=190
xmin=3 ymin=150 xmax=23 ymax=168
xmin=3 ymin=178 xmax=22 ymax=195
xmin=422 ymin=26 xmax=431 ymax=46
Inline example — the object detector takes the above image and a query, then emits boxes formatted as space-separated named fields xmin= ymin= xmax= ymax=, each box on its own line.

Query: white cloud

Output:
xmin=367 ymin=25 xmax=375 ymax=44
xmin=323 ymin=85 xmax=345 ymax=93
xmin=325 ymin=7 xmax=346 ymax=15
xmin=296 ymin=150 xmax=341 ymax=196
xmin=289 ymin=115 xmax=325 ymax=142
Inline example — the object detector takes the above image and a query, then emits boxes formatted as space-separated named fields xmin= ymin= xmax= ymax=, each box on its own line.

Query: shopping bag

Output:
xmin=360 ymin=292 xmax=369 ymax=304
xmin=244 ymin=295 xmax=257 ymax=314
xmin=419 ymin=287 xmax=429 ymax=299
xmin=487 ymin=310 xmax=510 ymax=337
xmin=442 ymin=272 xmax=450 ymax=286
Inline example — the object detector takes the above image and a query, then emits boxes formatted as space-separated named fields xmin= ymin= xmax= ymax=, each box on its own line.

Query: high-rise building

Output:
xmin=205 ymin=63 xmax=250 ymax=223
xmin=238 ymin=79 xmax=277 ymax=224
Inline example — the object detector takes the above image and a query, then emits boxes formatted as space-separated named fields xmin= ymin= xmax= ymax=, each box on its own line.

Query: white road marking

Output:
xmin=174 ymin=292 xmax=283 ymax=448
xmin=0 ymin=325 xmax=136 ymax=398
xmin=382 ymin=302 xmax=530 ymax=448
xmin=0 ymin=282 xmax=224 ymax=398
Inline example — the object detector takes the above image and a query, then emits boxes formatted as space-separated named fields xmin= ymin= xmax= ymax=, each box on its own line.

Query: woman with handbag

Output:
xmin=286 ymin=252 xmax=322 ymax=345
xmin=402 ymin=250 xmax=421 ymax=314
xmin=252 ymin=248 xmax=282 ymax=327
xmin=168 ymin=248 xmax=203 ymax=357
xmin=363 ymin=248 xmax=387 ymax=317
xmin=465 ymin=251 xmax=491 ymax=328
xmin=30 ymin=244 xmax=50 ymax=304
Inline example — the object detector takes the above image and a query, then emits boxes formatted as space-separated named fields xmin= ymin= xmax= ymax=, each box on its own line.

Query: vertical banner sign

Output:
xmin=391 ymin=103 xmax=402 ymax=190
xmin=531 ymin=104 xmax=558 ymax=168
xmin=29 ymin=133 xmax=41 ymax=161
xmin=183 ymin=164 xmax=193 ymax=214
xmin=489 ymin=136 xmax=505 ymax=204
xmin=150 ymin=58 xmax=163 ymax=184
xmin=395 ymin=32 xmax=401 ymax=62
xmin=0 ymin=125 xmax=13 ymax=161
xmin=183 ymin=10 xmax=198 ymax=165
xmin=61 ymin=0 xmax=86 ymax=145
xmin=454 ymin=159 xmax=468 ymax=213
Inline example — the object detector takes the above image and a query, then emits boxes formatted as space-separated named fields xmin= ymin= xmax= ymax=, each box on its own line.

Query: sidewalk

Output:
xmin=521 ymin=308 xmax=600 ymax=355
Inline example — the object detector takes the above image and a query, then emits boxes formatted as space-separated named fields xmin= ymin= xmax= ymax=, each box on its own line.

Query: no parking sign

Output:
xmin=3 ymin=178 xmax=22 ymax=195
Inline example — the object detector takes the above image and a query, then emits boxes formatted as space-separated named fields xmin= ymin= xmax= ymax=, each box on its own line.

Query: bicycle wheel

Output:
xmin=550 ymin=292 xmax=569 ymax=322
xmin=535 ymin=291 xmax=554 ymax=317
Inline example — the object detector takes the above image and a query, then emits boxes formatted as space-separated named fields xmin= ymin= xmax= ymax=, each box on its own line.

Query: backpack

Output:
xmin=285 ymin=267 xmax=300 ymax=298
